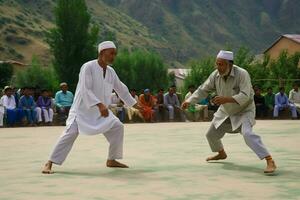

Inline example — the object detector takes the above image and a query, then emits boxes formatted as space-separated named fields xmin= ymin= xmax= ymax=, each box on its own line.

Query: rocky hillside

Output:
xmin=0 ymin=0 xmax=299 ymax=66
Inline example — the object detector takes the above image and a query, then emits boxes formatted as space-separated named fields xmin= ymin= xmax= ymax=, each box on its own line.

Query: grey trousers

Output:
xmin=49 ymin=120 xmax=124 ymax=165
xmin=206 ymin=119 xmax=270 ymax=159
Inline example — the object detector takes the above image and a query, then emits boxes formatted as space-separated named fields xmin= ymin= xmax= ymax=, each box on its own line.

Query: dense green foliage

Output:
xmin=15 ymin=57 xmax=59 ymax=91
xmin=0 ymin=62 xmax=13 ymax=89
xmin=47 ymin=0 xmax=99 ymax=91
xmin=113 ymin=50 xmax=169 ymax=92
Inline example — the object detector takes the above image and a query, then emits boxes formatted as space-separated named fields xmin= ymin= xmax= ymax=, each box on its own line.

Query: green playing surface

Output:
xmin=0 ymin=120 xmax=299 ymax=200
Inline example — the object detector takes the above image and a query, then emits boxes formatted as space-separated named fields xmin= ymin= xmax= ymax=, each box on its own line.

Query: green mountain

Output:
xmin=1 ymin=0 xmax=299 ymax=66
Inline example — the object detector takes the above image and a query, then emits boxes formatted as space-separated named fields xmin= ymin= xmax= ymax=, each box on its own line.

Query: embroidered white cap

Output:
xmin=217 ymin=50 xmax=234 ymax=61
xmin=98 ymin=41 xmax=116 ymax=53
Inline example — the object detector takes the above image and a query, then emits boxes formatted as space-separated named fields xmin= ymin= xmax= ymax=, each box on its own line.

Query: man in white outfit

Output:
xmin=182 ymin=50 xmax=276 ymax=174
xmin=289 ymin=83 xmax=300 ymax=113
xmin=42 ymin=41 xmax=140 ymax=174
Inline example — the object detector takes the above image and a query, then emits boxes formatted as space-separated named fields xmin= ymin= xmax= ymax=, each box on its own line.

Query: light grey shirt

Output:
xmin=186 ymin=65 xmax=255 ymax=130
xmin=289 ymin=89 xmax=300 ymax=104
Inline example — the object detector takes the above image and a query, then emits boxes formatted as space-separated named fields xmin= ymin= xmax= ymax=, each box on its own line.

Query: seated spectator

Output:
xmin=36 ymin=89 xmax=54 ymax=125
xmin=156 ymin=88 xmax=166 ymax=122
xmin=254 ymin=88 xmax=267 ymax=118
xmin=264 ymin=87 xmax=275 ymax=114
xmin=164 ymin=87 xmax=183 ymax=122
xmin=125 ymin=89 xmax=143 ymax=122
xmin=253 ymin=85 xmax=259 ymax=93
xmin=19 ymin=87 xmax=38 ymax=126
xmin=139 ymin=89 xmax=156 ymax=122
xmin=109 ymin=91 xmax=126 ymax=123
xmin=171 ymin=85 xmax=183 ymax=104
xmin=289 ymin=83 xmax=300 ymax=114
xmin=274 ymin=87 xmax=297 ymax=119
xmin=1 ymin=86 xmax=23 ymax=127
xmin=184 ymin=85 xmax=208 ymax=121
xmin=55 ymin=82 xmax=74 ymax=125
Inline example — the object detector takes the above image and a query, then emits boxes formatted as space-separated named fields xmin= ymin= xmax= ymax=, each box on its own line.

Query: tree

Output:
xmin=47 ymin=0 xmax=99 ymax=91
xmin=234 ymin=46 xmax=254 ymax=76
xmin=250 ymin=55 xmax=270 ymax=89
xmin=15 ymin=57 xmax=59 ymax=92
xmin=183 ymin=57 xmax=215 ymax=94
xmin=234 ymin=47 xmax=270 ymax=88
xmin=132 ymin=50 xmax=168 ymax=92
xmin=113 ymin=50 xmax=168 ymax=92
xmin=113 ymin=49 xmax=135 ymax=88
xmin=0 ymin=62 xmax=13 ymax=88
xmin=268 ymin=51 xmax=300 ymax=91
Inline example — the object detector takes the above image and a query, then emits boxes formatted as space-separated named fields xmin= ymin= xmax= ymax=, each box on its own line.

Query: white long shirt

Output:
xmin=124 ymin=95 xmax=138 ymax=108
xmin=66 ymin=60 xmax=136 ymax=135
xmin=186 ymin=65 xmax=255 ymax=131
xmin=2 ymin=95 xmax=16 ymax=110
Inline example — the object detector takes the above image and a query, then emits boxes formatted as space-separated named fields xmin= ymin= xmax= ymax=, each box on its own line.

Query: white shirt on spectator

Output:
xmin=289 ymin=89 xmax=300 ymax=104
xmin=2 ymin=95 xmax=16 ymax=110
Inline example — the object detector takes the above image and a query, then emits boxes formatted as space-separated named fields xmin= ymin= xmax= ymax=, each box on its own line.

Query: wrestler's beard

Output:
xmin=219 ymin=67 xmax=230 ymax=77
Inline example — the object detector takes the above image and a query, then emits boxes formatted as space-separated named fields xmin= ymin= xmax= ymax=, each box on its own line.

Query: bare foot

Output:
xmin=106 ymin=160 xmax=129 ymax=168
xmin=264 ymin=159 xmax=277 ymax=173
xmin=206 ymin=152 xmax=227 ymax=161
xmin=42 ymin=161 xmax=54 ymax=174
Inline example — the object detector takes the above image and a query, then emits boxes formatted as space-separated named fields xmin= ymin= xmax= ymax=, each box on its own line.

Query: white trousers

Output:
xmin=36 ymin=107 xmax=54 ymax=122
xmin=273 ymin=104 xmax=297 ymax=118
xmin=294 ymin=103 xmax=300 ymax=113
xmin=49 ymin=120 xmax=124 ymax=165
xmin=0 ymin=112 xmax=3 ymax=126
xmin=206 ymin=119 xmax=270 ymax=159
xmin=166 ymin=105 xmax=175 ymax=120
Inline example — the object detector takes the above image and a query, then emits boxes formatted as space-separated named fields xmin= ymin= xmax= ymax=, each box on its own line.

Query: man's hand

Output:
xmin=97 ymin=103 xmax=109 ymax=117
xmin=181 ymin=101 xmax=190 ymax=110
xmin=212 ymin=96 xmax=236 ymax=105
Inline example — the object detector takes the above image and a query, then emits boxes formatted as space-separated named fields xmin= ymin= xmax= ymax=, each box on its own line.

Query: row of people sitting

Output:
xmin=108 ymin=86 xmax=214 ymax=123
xmin=1 ymin=82 xmax=298 ymax=127
xmin=108 ymin=87 xmax=184 ymax=123
xmin=0 ymin=83 xmax=74 ymax=127
xmin=254 ymin=84 xmax=300 ymax=119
